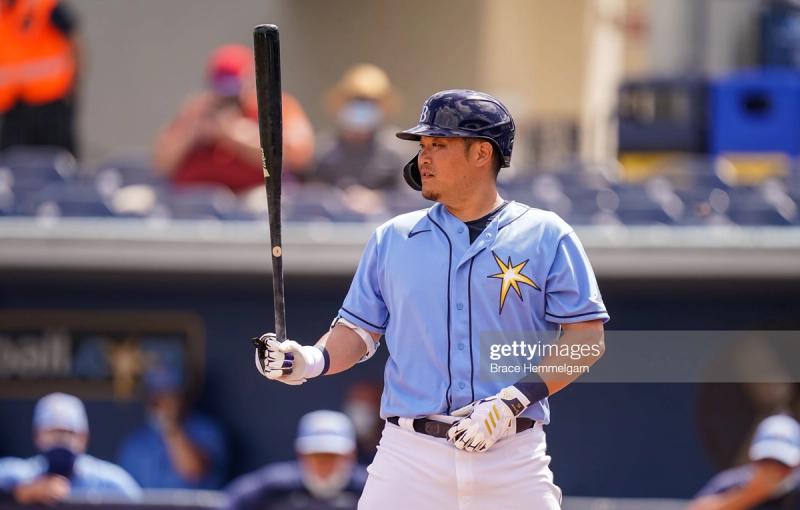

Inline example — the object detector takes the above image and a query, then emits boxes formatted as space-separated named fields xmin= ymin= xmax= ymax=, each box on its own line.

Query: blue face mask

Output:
xmin=43 ymin=446 xmax=77 ymax=479
xmin=337 ymin=100 xmax=383 ymax=133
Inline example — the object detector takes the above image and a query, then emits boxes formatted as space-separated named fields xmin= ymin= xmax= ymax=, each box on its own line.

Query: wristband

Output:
xmin=316 ymin=346 xmax=331 ymax=376
xmin=512 ymin=372 xmax=550 ymax=410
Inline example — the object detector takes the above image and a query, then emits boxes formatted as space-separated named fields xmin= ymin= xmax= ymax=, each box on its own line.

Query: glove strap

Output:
xmin=506 ymin=373 xmax=550 ymax=416
xmin=499 ymin=384 xmax=534 ymax=417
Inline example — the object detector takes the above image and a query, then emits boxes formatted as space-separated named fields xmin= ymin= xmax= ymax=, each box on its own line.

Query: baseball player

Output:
xmin=254 ymin=90 xmax=609 ymax=509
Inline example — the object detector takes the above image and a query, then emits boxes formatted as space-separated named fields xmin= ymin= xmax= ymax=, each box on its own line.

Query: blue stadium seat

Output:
xmin=164 ymin=184 xmax=239 ymax=220
xmin=726 ymin=185 xmax=798 ymax=225
xmin=94 ymin=156 xmax=165 ymax=187
xmin=284 ymin=184 xmax=366 ymax=222
xmin=0 ymin=145 xmax=77 ymax=190
xmin=609 ymin=185 xmax=677 ymax=225
xmin=552 ymin=170 xmax=612 ymax=194
xmin=728 ymin=207 xmax=794 ymax=225
xmin=384 ymin=189 xmax=431 ymax=216
xmin=616 ymin=207 xmax=674 ymax=225
xmin=656 ymin=157 xmax=730 ymax=192
xmin=17 ymin=180 xmax=114 ymax=217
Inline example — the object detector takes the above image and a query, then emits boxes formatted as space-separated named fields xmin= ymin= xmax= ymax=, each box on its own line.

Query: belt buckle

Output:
xmin=423 ymin=420 xmax=448 ymax=437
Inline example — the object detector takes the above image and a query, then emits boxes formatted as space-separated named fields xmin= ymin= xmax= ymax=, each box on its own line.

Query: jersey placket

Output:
xmin=448 ymin=216 xmax=502 ymax=411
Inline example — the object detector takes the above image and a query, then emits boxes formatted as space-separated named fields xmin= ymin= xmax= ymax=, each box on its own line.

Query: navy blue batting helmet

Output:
xmin=396 ymin=89 xmax=515 ymax=190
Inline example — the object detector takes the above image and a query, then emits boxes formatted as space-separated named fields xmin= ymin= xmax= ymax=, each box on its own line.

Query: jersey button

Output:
xmin=456 ymin=302 xmax=464 ymax=310
xmin=458 ymin=343 xmax=465 ymax=351
xmin=458 ymin=382 xmax=466 ymax=389
xmin=457 ymin=227 xmax=464 ymax=234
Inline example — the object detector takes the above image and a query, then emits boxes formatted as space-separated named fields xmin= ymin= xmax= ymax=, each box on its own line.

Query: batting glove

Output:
xmin=447 ymin=386 xmax=531 ymax=453
xmin=253 ymin=333 xmax=328 ymax=386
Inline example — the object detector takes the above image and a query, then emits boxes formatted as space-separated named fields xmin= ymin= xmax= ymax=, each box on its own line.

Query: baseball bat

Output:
xmin=253 ymin=24 xmax=286 ymax=342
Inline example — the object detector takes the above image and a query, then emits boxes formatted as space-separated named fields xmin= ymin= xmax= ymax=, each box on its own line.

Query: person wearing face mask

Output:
xmin=225 ymin=410 xmax=367 ymax=510
xmin=313 ymin=64 xmax=406 ymax=199
xmin=0 ymin=393 xmax=141 ymax=503
xmin=116 ymin=367 xmax=228 ymax=489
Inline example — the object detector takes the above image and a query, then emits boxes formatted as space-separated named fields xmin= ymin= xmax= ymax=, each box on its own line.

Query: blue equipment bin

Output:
xmin=710 ymin=69 xmax=800 ymax=155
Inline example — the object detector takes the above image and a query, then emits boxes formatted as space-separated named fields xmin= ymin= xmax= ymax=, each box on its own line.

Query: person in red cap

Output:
xmin=153 ymin=44 xmax=314 ymax=193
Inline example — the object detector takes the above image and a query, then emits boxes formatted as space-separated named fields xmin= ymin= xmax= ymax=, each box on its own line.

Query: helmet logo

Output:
xmin=419 ymin=105 xmax=430 ymax=123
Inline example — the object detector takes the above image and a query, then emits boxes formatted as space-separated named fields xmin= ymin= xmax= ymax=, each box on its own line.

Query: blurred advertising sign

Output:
xmin=0 ymin=310 xmax=204 ymax=399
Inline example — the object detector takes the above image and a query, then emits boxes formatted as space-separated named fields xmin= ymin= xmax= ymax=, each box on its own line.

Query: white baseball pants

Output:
xmin=358 ymin=421 xmax=562 ymax=510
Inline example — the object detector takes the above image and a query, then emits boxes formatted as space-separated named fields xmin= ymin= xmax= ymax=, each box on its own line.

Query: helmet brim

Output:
xmin=396 ymin=124 xmax=477 ymax=141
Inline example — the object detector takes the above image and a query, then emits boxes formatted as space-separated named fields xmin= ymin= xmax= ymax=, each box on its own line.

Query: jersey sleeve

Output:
xmin=338 ymin=231 xmax=389 ymax=334
xmin=544 ymin=231 xmax=609 ymax=324
xmin=102 ymin=463 xmax=142 ymax=500
xmin=0 ymin=458 xmax=32 ymax=490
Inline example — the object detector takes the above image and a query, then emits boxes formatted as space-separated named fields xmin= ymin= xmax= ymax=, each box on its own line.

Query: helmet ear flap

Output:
xmin=403 ymin=156 xmax=422 ymax=191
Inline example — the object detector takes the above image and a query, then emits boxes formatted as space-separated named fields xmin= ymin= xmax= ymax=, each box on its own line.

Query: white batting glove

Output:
xmin=253 ymin=333 xmax=327 ymax=386
xmin=447 ymin=386 xmax=531 ymax=453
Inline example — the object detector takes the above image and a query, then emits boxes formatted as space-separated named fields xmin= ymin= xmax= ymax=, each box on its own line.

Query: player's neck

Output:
xmin=442 ymin=186 xmax=503 ymax=223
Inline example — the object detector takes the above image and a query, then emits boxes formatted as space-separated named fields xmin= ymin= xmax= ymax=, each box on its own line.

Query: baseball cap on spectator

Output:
xmin=33 ymin=393 xmax=88 ymax=433
xmin=749 ymin=414 xmax=800 ymax=467
xmin=295 ymin=411 xmax=356 ymax=455
xmin=207 ymin=44 xmax=253 ymax=97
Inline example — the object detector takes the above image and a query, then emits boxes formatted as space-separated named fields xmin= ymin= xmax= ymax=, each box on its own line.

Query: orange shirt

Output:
xmin=0 ymin=0 xmax=76 ymax=112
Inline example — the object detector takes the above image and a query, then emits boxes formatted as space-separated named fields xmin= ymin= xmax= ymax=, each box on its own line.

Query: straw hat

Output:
xmin=326 ymin=63 xmax=399 ymax=115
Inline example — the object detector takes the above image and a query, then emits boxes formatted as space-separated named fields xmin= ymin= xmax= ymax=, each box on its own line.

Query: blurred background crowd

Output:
xmin=2 ymin=0 xmax=800 ymax=509
xmin=3 ymin=0 xmax=800 ymax=226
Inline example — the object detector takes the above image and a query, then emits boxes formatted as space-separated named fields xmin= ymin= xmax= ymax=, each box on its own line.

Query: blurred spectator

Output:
xmin=0 ymin=0 xmax=82 ymax=156
xmin=313 ymin=63 xmax=405 ymax=195
xmin=117 ymin=367 xmax=228 ymax=489
xmin=225 ymin=410 xmax=367 ymax=510
xmin=0 ymin=393 xmax=141 ymax=503
xmin=153 ymin=44 xmax=314 ymax=193
xmin=689 ymin=413 xmax=800 ymax=510
xmin=342 ymin=381 xmax=383 ymax=464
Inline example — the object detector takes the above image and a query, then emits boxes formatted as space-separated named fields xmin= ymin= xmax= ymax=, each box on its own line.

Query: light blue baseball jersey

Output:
xmin=0 ymin=454 xmax=141 ymax=500
xmin=338 ymin=201 xmax=609 ymax=424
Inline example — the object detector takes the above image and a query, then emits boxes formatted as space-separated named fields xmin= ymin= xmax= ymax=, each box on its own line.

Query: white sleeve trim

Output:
xmin=332 ymin=316 xmax=379 ymax=362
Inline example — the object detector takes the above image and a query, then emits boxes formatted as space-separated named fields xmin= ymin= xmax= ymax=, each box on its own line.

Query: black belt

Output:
xmin=387 ymin=416 xmax=535 ymax=439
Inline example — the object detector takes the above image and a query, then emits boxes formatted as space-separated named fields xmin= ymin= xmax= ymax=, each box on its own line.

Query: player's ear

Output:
xmin=474 ymin=140 xmax=493 ymax=169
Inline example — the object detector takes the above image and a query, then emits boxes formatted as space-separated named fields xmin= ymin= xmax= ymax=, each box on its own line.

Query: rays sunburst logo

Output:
xmin=488 ymin=252 xmax=540 ymax=314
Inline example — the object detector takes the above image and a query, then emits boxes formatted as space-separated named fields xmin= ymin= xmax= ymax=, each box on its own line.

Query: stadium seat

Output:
xmin=93 ymin=155 xmax=166 ymax=187
xmin=164 ymin=184 xmax=239 ymax=220
xmin=0 ymin=145 xmax=77 ymax=190
xmin=16 ymin=180 xmax=114 ymax=217
xmin=284 ymin=184 xmax=366 ymax=222
xmin=728 ymin=207 xmax=794 ymax=225
xmin=610 ymin=185 xmax=677 ymax=225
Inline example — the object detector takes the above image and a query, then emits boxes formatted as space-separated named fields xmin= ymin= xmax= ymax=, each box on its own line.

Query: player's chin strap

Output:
xmin=330 ymin=316 xmax=379 ymax=362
